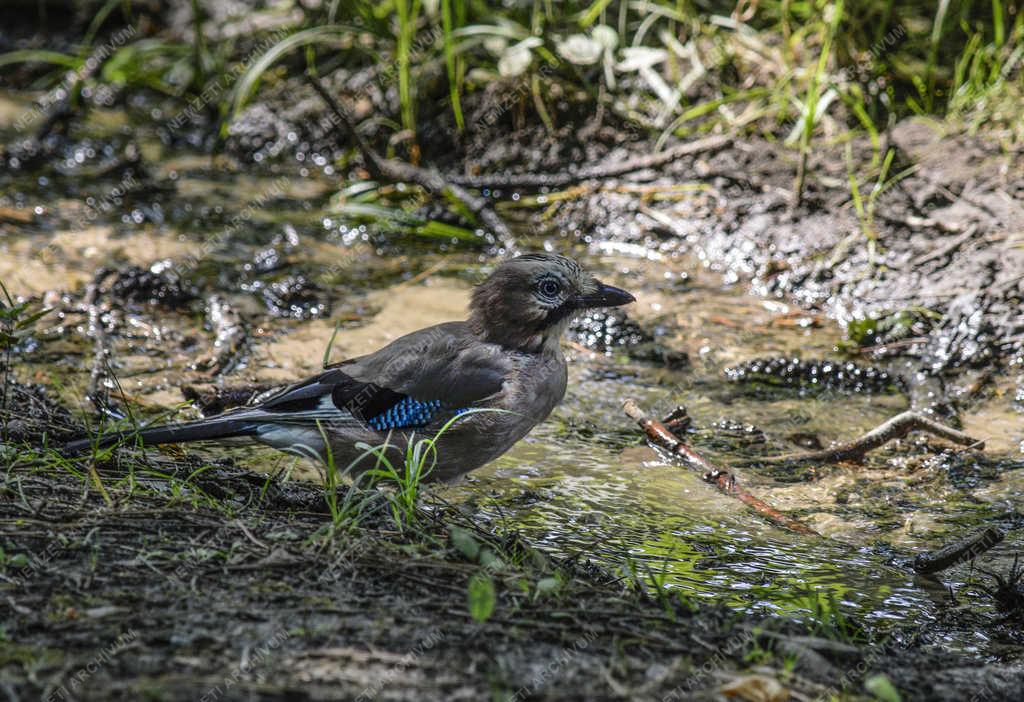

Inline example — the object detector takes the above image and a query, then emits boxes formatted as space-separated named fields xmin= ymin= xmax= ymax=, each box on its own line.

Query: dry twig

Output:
xmin=748 ymin=410 xmax=983 ymax=465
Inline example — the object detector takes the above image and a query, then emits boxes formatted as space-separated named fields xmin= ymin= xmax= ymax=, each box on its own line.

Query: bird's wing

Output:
xmin=240 ymin=322 xmax=508 ymax=430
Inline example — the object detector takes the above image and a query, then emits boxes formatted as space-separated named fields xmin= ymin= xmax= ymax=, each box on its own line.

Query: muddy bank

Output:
xmin=222 ymin=67 xmax=1024 ymax=382
xmin=2 ymin=409 xmax=1024 ymax=701
xmin=457 ymin=118 xmax=1024 ymax=377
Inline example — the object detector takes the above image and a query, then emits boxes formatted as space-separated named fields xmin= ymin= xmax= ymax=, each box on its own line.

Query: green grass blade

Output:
xmin=323 ymin=320 xmax=342 ymax=368
xmin=579 ymin=0 xmax=613 ymax=28
xmin=441 ymin=0 xmax=465 ymax=130
xmin=231 ymin=25 xmax=356 ymax=117
xmin=0 ymin=50 xmax=81 ymax=70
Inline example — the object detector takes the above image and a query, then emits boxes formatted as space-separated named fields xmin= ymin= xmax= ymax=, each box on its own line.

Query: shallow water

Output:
xmin=2 ymin=90 xmax=1022 ymax=656
xmin=448 ymin=268 xmax=1022 ymax=652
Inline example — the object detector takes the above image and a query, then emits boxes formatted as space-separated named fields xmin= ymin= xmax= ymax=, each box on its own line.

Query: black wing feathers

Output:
xmin=257 ymin=369 xmax=403 ymax=423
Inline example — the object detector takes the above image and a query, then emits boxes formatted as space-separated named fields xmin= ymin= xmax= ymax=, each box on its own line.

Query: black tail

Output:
xmin=63 ymin=417 xmax=258 ymax=455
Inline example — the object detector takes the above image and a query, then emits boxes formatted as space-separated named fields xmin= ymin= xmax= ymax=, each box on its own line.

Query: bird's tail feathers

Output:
xmin=63 ymin=415 xmax=259 ymax=455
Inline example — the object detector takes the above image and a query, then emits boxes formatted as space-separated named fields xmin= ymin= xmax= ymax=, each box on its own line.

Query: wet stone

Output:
xmin=107 ymin=263 xmax=197 ymax=309
xmin=248 ymin=246 xmax=287 ymax=274
xmin=696 ymin=418 xmax=770 ymax=455
xmin=922 ymin=450 xmax=1002 ymax=490
xmin=725 ymin=357 xmax=904 ymax=395
xmin=710 ymin=418 xmax=767 ymax=446
xmin=244 ymin=226 xmax=302 ymax=274
xmin=571 ymin=308 xmax=650 ymax=350
xmin=244 ymin=275 xmax=329 ymax=319
xmin=570 ymin=308 xmax=687 ymax=368
xmin=786 ymin=432 xmax=823 ymax=450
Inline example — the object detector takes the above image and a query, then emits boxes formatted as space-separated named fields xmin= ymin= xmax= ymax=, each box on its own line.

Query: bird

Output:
xmin=65 ymin=253 xmax=635 ymax=482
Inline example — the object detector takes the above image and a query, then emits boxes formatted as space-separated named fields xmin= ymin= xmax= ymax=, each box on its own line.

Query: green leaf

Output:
xmin=15 ymin=307 xmax=52 ymax=329
xmin=322 ymin=319 xmax=341 ymax=368
xmin=479 ymin=547 xmax=504 ymax=571
xmin=578 ymin=0 xmax=614 ymax=28
xmin=846 ymin=317 xmax=878 ymax=345
xmin=0 ymin=49 xmax=81 ymax=70
xmin=449 ymin=525 xmax=480 ymax=560
xmin=467 ymin=573 xmax=495 ymax=622
xmin=415 ymin=219 xmax=478 ymax=241
xmin=535 ymin=576 xmax=561 ymax=597
xmin=231 ymin=25 xmax=356 ymax=117
xmin=865 ymin=674 xmax=902 ymax=702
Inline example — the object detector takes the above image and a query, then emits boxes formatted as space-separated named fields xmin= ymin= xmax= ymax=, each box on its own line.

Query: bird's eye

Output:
xmin=538 ymin=279 xmax=561 ymax=298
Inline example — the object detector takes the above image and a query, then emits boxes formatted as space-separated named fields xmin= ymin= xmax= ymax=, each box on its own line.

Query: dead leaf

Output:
xmin=720 ymin=674 xmax=788 ymax=702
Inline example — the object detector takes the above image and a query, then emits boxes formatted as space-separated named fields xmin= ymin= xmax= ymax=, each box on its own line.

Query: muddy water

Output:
xmin=2 ymin=91 xmax=1022 ymax=654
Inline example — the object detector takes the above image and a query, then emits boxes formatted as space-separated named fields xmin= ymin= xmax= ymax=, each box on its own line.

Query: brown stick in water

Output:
xmin=748 ymin=410 xmax=984 ymax=465
xmin=912 ymin=526 xmax=1005 ymax=575
xmin=622 ymin=399 xmax=820 ymax=537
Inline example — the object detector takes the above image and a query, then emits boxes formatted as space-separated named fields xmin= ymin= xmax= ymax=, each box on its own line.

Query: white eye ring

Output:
xmin=538 ymin=279 xmax=561 ymax=298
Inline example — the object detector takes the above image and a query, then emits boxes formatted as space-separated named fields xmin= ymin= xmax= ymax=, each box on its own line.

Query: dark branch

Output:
xmin=445 ymin=135 xmax=733 ymax=190
xmin=748 ymin=410 xmax=983 ymax=465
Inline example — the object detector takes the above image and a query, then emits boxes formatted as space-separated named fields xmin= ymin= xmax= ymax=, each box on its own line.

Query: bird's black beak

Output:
xmin=575 ymin=280 xmax=636 ymax=309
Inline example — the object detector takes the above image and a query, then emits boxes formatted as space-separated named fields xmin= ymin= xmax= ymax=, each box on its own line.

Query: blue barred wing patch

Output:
xmin=367 ymin=397 xmax=471 ymax=431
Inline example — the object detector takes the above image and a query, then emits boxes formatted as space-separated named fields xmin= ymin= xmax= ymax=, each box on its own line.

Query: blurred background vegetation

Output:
xmin=1 ymin=0 xmax=1020 ymax=149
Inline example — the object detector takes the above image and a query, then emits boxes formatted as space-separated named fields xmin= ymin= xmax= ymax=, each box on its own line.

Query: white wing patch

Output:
xmin=249 ymin=395 xmax=360 ymax=426
xmin=256 ymin=425 xmax=326 ymax=462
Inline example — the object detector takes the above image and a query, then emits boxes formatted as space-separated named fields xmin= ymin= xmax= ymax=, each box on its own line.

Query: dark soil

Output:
xmin=2 ymin=456 xmax=1023 ymax=701
xmin=1 ymin=385 xmax=1023 ymax=701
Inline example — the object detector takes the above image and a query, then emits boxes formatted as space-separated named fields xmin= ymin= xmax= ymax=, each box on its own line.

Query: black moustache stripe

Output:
xmin=535 ymin=300 xmax=576 ymax=331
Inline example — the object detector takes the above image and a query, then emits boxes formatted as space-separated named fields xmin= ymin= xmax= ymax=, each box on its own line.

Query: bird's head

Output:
xmin=468 ymin=253 xmax=635 ymax=351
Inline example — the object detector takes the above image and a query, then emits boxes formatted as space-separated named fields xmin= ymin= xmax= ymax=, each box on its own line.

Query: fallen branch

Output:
xmin=912 ymin=526 xmax=1005 ymax=575
xmin=749 ymin=410 xmax=983 ymax=465
xmin=446 ymin=135 xmax=732 ymax=190
xmin=622 ymin=399 xmax=820 ymax=537
xmin=305 ymin=74 xmax=516 ymax=249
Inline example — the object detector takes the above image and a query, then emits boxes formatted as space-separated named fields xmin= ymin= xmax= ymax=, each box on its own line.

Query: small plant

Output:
xmin=467 ymin=571 xmax=496 ymax=622
xmin=974 ymin=554 xmax=1024 ymax=616
xmin=791 ymin=0 xmax=844 ymax=206
xmin=359 ymin=409 xmax=503 ymax=531
xmin=0 ymin=545 xmax=30 ymax=571
xmin=441 ymin=0 xmax=466 ymax=131
xmin=845 ymin=145 xmax=899 ymax=264
xmin=315 ymin=420 xmax=383 ymax=532
xmin=794 ymin=589 xmax=866 ymax=644
xmin=0 ymin=281 xmax=51 ymax=441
